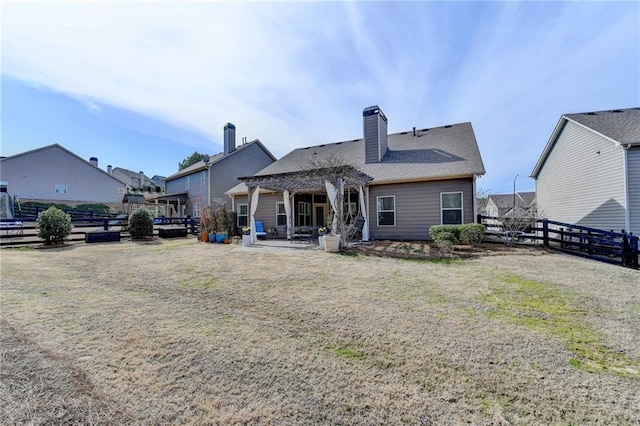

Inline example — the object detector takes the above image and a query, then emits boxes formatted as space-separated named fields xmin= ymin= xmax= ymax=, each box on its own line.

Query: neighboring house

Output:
xmin=484 ymin=192 xmax=536 ymax=217
xmin=227 ymin=105 xmax=486 ymax=241
xmin=0 ymin=144 xmax=126 ymax=208
xmin=163 ymin=123 xmax=277 ymax=217
xmin=151 ymin=175 xmax=166 ymax=191
xmin=110 ymin=167 xmax=161 ymax=193
xmin=531 ymin=107 xmax=640 ymax=235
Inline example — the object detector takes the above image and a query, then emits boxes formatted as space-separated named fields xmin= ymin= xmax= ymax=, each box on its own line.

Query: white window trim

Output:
xmin=200 ymin=171 xmax=206 ymax=187
xmin=237 ymin=203 xmax=248 ymax=226
xmin=376 ymin=195 xmax=396 ymax=227
xmin=276 ymin=202 xmax=287 ymax=227
xmin=192 ymin=202 xmax=202 ymax=218
xmin=186 ymin=175 xmax=191 ymax=190
xmin=440 ymin=191 xmax=464 ymax=225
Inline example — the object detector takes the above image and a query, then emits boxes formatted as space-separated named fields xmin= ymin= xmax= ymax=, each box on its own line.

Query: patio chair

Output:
xmin=255 ymin=221 xmax=268 ymax=239
xmin=347 ymin=216 xmax=365 ymax=241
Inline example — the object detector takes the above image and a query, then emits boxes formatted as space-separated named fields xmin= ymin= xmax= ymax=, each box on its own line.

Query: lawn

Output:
xmin=1 ymin=239 xmax=639 ymax=424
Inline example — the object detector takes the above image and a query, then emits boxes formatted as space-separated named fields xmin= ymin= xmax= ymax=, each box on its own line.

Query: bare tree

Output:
xmin=495 ymin=200 xmax=541 ymax=246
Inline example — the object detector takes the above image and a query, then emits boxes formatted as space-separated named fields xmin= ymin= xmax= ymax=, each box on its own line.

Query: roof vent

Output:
xmin=585 ymin=112 xmax=597 ymax=115
xmin=422 ymin=128 xmax=429 ymax=132
xmin=400 ymin=131 xmax=408 ymax=135
xmin=89 ymin=157 xmax=98 ymax=167
xmin=611 ymin=109 xmax=623 ymax=113
xmin=444 ymin=125 xmax=452 ymax=128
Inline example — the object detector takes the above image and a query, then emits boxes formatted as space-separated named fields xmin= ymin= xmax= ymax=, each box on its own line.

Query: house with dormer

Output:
xmin=227 ymin=105 xmax=486 ymax=241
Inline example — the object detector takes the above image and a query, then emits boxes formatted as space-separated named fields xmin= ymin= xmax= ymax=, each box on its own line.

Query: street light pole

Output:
xmin=513 ymin=174 xmax=519 ymax=210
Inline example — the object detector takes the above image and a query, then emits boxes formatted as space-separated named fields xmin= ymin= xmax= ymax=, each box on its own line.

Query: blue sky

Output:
xmin=2 ymin=1 xmax=638 ymax=193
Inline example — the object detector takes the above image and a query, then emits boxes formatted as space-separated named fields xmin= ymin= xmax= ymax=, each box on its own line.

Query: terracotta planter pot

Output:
xmin=202 ymin=232 xmax=209 ymax=242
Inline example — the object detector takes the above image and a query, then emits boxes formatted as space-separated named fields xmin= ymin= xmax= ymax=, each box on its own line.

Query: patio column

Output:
xmin=249 ymin=186 xmax=261 ymax=244
xmin=283 ymin=190 xmax=292 ymax=240
xmin=325 ymin=180 xmax=339 ymax=232
xmin=358 ymin=185 xmax=370 ymax=241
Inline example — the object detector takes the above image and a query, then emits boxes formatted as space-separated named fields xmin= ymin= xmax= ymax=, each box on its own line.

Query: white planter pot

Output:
xmin=323 ymin=234 xmax=341 ymax=253
xmin=242 ymin=234 xmax=251 ymax=247
xmin=318 ymin=235 xmax=325 ymax=250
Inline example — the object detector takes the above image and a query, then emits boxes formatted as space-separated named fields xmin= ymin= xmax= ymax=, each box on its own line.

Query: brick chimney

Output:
xmin=363 ymin=105 xmax=388 ymax=163
xmin=224 ymin=123 xmax=236 ymax=155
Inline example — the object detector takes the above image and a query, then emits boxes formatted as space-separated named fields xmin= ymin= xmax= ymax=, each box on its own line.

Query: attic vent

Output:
xmin=585 ymin=112 xmax=597 ymax=115
xmin=319 ymin=144 xmax=326 ymax=147
xmin=421 ymin=128 xmax=429 ymax=131
xmin=611 ymin=109 xmax=623 ymax=113
xmin=304 ymin=147 xmax=311 ymax=150
xmin=400 ymin=131 xmax=408 ymax=135
xmin=352 ymin=139 xmax=359 ymax=142
xmin=444 ymin=125 xmax=452 ymax=128
xmin=336 ymin=142 xmax=342 ymax=145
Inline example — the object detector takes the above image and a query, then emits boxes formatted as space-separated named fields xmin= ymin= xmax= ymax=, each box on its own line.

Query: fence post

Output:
xmin=542 ymin=219 xmax=549 ymax=248
xmin=631 ymin=234 xmax=639 ymax=269
xmin=103 ymin=219 xmax=109 ymax=231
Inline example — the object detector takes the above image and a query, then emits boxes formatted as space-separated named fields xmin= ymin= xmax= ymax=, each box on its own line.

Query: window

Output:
xmin=377 ymin=196 xmax=395 ymax=226
xmin=276 ymin=202 xmax=287 ymax=227
xmin=186 ymin=175 xmax=191 ymax=190
xmin=200 ymin=171 xmax=206 ymax=187
xmin=192 ymin=202 xmax=201 ymax=218
xmin=441 ymin=192 xmax=463 ymax=224
xmin=55 ymin=184 xmax=67 ymax=194
xmin=237 ymin=203 xmax=248 ymax=227
xmin=298 ymin=201 xmax=311 ymax=226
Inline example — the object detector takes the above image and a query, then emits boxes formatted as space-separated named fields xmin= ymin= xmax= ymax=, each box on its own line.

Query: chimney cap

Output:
xmin=363 ymin=105 xmax=387 ymax=121
xmin=224 ymin=122 xmax=236 ymax=130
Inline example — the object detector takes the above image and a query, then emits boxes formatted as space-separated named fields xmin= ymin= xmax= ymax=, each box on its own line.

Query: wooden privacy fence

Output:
xmin=0 ymin=216 xmax=199 ymax=247
xmin=479 ymin=215 xmax=639 ymax=269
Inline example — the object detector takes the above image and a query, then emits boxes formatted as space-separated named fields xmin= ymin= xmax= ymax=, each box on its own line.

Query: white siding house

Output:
xmin=531 ymin=108 xmax=640 ymax=235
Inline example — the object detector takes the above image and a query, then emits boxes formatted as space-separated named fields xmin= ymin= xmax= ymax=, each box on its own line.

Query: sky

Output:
xmin=1 ymin=1 xmax=639 ymax=194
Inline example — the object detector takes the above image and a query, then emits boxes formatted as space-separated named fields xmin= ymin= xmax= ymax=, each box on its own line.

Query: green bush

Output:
xmin=75 ymin=203 xmax=110 ymax=214
xmin=429 ymin=223 xmax=485 ymax=246
xmin=129 ymin=209 xmax=154 ymax=239
xmin=459 ymin=224 xmax=485 ymax=245
xmin=37 ymin=206 xmax=72 ymax=245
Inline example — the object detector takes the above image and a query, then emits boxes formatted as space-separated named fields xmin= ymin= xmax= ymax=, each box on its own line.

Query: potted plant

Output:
xmin=323 ymin=231 xmax=341 ymax=253
xmin=200 ymin=206 xmax=212 ymax=242
xmin=242 ymin=226 xmax=251 ymax=247
xmin=318 ymin=227 xmax=328 ymax=250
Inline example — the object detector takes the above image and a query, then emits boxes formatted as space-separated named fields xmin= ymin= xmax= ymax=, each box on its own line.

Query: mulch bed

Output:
xmin=344 ymin=240 xmax=547 ymax=260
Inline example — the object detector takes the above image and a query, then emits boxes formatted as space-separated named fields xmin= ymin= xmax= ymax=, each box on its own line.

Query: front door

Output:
xmin=315 ymin=205 xmax=325 ymax=227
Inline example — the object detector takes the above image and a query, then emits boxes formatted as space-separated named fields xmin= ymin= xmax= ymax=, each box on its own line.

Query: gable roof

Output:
xmin=111 ymin=167 xmax=155 ymax=186
xmin=251 ymin=122 xmax=485 ymax=184
xmin=165 ymin=139 xmax=276 ymax=181
xmin=531 ymin=107 xmax=640 ymax=178
xmin=488 ymin=191 xmax=536 ymax=209
xmin=0 ymin=143 xmax=124 ymax=185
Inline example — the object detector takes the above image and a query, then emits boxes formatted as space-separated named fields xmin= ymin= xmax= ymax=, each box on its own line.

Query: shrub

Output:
xmin=429 ymin=223 xmax=485 ymax=246
xmin=75 ymin=203 xmax=110 ymax=215
xmin=129 ymin=209 xmax=153 ymax=239
xmin=37 ymin=206 xmax=72 ymax=245
xmin=459 ymin=224 xmax=485 ymax=245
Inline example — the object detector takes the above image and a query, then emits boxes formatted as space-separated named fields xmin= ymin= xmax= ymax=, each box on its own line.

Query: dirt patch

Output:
xmin=345 ymin=240 xmax=546 ymax=260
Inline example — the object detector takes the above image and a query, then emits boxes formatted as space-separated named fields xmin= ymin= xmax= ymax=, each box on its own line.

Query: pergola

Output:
xmin=238 ymin=166 xmax=373 ymax=243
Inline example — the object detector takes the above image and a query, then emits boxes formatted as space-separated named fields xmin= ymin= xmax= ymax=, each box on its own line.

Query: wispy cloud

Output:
xmin=2 ymin=1 xmax=638 ymax=191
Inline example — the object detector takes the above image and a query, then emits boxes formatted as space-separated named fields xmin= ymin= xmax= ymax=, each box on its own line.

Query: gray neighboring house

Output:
xmin=0 ymin=144 xmax=126 ymax=207
xmin=227 ymin=105 xmax=486 ymax=241
xmin=484 ymin=192 xmax=536 ymax=217
xmin=531 ymin=107 xmax=640 ymax=235
xmin=164 ymin=123 xmax=277 ymax=217
xmin=110 ymin=167 xmax=160 ymax=192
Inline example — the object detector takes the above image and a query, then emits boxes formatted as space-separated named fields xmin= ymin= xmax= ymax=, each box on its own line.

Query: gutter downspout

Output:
xmin=623 ymin=144 xmax=631 ymax=233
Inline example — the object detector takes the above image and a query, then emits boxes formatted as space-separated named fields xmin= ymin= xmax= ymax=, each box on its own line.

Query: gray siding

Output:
xmin=627 ymin=146 xmax=640 ymax=235
xmin=0 ymin=145 xmax=124 ymax=203
xmin=536 ymin=121 xmax=626 ymax=231
xmin=364 ymin=113 xmax=387 ymax=163
xmin=211 ymin=143 xmax=275 ymax=208
xmin=368 ymin=178 xmax=474 ymax=240
xmin=234 ymin=192 xmax=285 ymax=237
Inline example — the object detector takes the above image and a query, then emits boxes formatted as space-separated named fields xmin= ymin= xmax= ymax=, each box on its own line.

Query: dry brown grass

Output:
xmin=1 ymin=238 xmax=639 ymax=424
